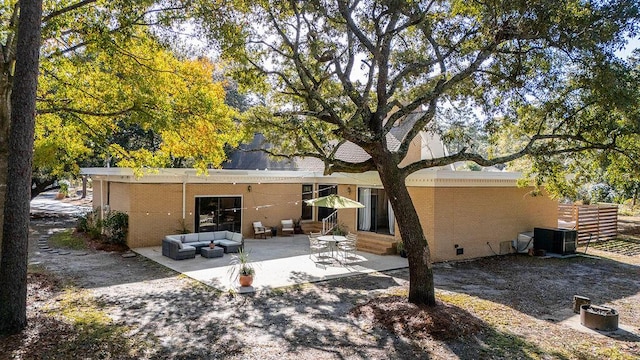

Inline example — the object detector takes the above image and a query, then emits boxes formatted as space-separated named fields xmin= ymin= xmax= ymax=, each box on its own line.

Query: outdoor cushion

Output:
xmin=163 ymin=231 xmax=243 ymax=260
xmin=217 ymin=239 xmax=242 ymax=253
xmin=162 ymin=238 xmax=196 ymax=260
xmin=184 ymin=233 xmax=200 ymax=243
xmin=281 ymin=219 xmax=294 ymax=235
xmin=198 ymin=232 xmax=217 ymax=241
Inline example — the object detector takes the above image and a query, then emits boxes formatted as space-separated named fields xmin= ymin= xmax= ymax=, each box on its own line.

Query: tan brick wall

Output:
xmin=426 ymin=187 xmax=557 ymax=262
xmin=408 ymin=186 xmax=437 ymax=257
xmin=128 ymin=183 xmax=183 ymax=248
xmin=109 ymin=183 xmax=131 ymax=213
xmin=90 ymin=180 xmax=130 ymax=213
xmin=336 ymin=185 xmax=358 ymax=234
xmin=91 ymin=180 xmax=104 ymax=211
xmin=119 ymin=182 xmax=308 ymax=248
xmin=106 ymin=179 xmax=558 ymax=260
xmin=188 ymin=183 xmax=302 ymax=238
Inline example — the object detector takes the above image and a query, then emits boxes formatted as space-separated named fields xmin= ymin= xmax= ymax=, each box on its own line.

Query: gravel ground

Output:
xmin=3 ymin=207 xmax=639 ymax=359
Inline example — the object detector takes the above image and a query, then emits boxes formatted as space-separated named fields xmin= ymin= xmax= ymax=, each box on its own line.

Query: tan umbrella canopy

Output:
xmin=304 ymin=194 xmax=364 ymax=209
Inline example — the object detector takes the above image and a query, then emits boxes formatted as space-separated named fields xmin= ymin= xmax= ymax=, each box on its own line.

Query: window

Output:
xmin=301 ymin=184 xmax=313 ymax=220
xmin=195 ymin=196 xmax=242 ymax=233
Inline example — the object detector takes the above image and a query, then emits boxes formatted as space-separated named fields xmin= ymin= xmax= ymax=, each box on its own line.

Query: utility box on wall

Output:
xmin=533 ymin=227 xmax=577 ymax=255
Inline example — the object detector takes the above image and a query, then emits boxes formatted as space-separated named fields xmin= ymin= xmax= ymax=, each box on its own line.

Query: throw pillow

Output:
xmin=180 ymin=235 xmax=186 ymax=243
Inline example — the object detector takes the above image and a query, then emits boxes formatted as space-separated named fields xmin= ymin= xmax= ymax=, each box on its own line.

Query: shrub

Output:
xmin=103 ymin=211 xmax=129 ymax=245
xmin=77 ymin=208 xmax=102 ymax=238
xmin=76 ymin=208 xmax=128 ymax=244
xmin=590 ymin=183 xmax=615 ymax=203
xmin=59 ymin=181 xmax=70 ymax=197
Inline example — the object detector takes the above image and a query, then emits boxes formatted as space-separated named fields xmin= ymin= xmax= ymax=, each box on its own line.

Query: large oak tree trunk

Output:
xmin=373 ymin=147 xmax=436 ymax=306
xmin=0 ymin=60 xmax=12 ymax=259
xmin=0 ymin=0 xmax=43 ymax=335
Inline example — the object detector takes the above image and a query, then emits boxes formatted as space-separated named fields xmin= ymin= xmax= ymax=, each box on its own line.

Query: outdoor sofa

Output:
xmin=162 ymin=231 xmax=244 ymax=260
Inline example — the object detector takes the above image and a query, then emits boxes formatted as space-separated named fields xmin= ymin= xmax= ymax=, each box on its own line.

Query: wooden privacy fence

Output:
xmin=558 ymin=203 xmax=618 ymax=243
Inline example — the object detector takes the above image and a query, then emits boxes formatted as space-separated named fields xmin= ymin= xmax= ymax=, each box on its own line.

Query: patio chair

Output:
xmin=338 ymin=232 xmax=358 ymax=261
xmin=281 ymin=219 xmax=295 ymax=236
xmin=308 ymin=232 xmax=328 ymax=259
xmin=253 ymin=221 xmax=270 ymax=239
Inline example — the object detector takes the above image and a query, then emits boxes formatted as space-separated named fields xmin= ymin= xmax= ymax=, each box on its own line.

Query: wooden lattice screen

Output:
xmin=558 ymin=204 xmax=618 ymax=243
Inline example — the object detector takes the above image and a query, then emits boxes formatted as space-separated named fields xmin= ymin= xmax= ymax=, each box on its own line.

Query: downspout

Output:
xmin=182 ymin=177 xmax=186 ymax=220
xmin=100 ymin=179 xmax=104 ymax=220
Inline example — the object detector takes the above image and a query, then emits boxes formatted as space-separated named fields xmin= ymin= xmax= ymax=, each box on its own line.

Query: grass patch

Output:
xmin=44 ymin=289 xmax=152 ymax=357
xmin=49 ymin=229 xmax=87 ymax=250
xmin=573 ymin=341 xmax=637 ymax=360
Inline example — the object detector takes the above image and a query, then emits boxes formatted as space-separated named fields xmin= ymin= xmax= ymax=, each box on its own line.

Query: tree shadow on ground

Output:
xmin=433 ymin=254 xmax=640 ymax=324
xmin=105 ymin=252 xmax=638 ymax=359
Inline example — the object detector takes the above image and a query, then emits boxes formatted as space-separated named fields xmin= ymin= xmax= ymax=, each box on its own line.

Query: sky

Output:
xmin=616 ymin=37 xmax=640 ymax=59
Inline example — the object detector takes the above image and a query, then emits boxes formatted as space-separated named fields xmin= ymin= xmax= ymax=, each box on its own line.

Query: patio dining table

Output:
xmin=318 ymin=235 xmax=347 ymax=258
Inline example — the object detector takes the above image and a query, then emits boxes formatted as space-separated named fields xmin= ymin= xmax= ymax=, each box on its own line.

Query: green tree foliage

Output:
xmin=196 ymin=0 xmax=640 ymax=305
xmin=493 ymin=53 xmax=640 ymax=203
xmin=0 ymin=0 xmax=242 ymax=334
xmin=1 ymin=1 xmax=245 ymax=197
xmin=37 ymin=28 xmax=242 ymax=177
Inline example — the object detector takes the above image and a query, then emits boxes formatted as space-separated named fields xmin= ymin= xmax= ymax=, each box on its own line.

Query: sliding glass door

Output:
xmin=357 ymin=188 xmax=394 ymax=235
xmin=195 ymin=196 xmax=242 ymax=233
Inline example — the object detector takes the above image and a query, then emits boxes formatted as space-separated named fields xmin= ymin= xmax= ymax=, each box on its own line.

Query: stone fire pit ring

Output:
xmin=580 ymin=304 xmax=619 ymax=331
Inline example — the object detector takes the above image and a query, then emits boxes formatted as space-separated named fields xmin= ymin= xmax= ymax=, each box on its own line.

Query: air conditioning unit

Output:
xmin=534 ymin=227 xmax=577 ymax=255
xmin=513 ymin=231 xmax=534 ymax=253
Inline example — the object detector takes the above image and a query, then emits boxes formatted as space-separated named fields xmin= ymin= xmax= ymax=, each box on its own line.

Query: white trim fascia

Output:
xmin=406 ymin=169 xmax=524 ymax=187
xmin=81 ymin=167 xmax=525 ymax=187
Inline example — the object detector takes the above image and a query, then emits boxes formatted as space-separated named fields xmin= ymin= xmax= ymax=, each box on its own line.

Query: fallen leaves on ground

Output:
xmin=350 ymin=295 xmax=486 ymax=341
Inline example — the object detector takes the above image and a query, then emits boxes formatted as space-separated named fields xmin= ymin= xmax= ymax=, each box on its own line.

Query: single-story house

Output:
xmin=83 ymin=112 xmax=558 ymax=261
xmin=81 ymin=167 xmax=557 ymax=262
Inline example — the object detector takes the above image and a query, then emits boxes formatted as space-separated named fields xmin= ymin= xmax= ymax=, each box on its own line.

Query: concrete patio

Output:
xmin=134 ymin=234 xmax=408 ymax=293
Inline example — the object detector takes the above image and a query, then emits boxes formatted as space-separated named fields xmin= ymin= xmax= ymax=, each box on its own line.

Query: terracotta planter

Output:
xmin=239 ymin=275 xmax=254 ymax=287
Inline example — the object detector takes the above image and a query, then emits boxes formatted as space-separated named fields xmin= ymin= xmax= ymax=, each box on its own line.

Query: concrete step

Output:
xmin=300 ymin=221 xmax=322 ymax=234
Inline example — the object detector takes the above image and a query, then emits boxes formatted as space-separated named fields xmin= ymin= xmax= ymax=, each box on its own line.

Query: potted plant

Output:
xmin=228 ymin=249 xmax=255 ymax=287
xmin=396 ymin=241 xmax=407 ymax=258
xmin=332 ymin=222 xmax=346 ymax=236
xmin=56 ymin=181 xmax=70 ymax=200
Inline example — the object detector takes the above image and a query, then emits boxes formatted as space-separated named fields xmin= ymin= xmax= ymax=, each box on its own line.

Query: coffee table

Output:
xmin=200 ymin=246 xmax=224 ymax=258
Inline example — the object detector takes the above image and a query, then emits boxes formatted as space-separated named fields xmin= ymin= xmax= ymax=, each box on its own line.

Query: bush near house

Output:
xmin=77 ymin=208 xmax=128 ymax=245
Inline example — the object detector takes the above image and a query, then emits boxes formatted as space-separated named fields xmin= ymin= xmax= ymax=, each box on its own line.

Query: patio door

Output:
xmin=301 ymin=184 xmax=313 ymax=220
xmin=357 ymin=188 xmax=392 ymax=235
xmin=195 ymin=196 xmax=242 ymax=233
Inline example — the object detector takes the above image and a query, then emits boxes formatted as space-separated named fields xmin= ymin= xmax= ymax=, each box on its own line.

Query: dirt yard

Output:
xmin=1 ymin=212 xmax=639 ymax=359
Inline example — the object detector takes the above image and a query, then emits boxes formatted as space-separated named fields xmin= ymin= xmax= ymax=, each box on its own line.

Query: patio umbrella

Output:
xmin=304 ymin=194 xmax=364 ymax=209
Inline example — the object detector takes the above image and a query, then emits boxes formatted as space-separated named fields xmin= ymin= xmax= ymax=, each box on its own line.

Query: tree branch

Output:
xmin=42 ymin=0 xmax=98 ymax=23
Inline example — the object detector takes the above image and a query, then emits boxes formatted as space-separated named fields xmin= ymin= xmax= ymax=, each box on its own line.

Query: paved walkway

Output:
xmin=134 ymin=235 xmax=408 ymax=293
xmin=31 ymin=190 xmax=92 ymax=217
